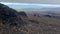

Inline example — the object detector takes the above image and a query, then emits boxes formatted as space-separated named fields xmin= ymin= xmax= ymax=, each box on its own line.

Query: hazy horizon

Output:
xmin=1 ymin=2 xmax=60 ymax=9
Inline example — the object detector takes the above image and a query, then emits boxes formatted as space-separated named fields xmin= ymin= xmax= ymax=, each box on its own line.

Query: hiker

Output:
xmin=34 ymin=13 xmax=37 ymax=17
xmin=37 ymin=12 xmax=40 ymax=17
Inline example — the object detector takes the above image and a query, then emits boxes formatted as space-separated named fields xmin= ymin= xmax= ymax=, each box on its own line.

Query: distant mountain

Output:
xmin=15 ymin=7 xmax=60 ymax=16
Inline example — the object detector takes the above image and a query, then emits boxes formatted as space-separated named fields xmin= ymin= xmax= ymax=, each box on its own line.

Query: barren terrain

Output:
xmin=0 ymin=16 xmax=60 ymax=34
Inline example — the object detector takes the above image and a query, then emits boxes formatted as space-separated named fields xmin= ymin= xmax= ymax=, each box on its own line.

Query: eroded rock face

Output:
xmin=0 ymin=3 xmax=26 ymax=26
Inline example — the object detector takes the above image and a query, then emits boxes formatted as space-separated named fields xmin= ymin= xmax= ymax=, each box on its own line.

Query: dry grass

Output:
xmin=0 ymin=16 xmax=60 ymax=34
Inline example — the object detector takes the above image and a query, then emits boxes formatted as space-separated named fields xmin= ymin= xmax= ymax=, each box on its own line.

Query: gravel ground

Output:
xmin=0 ymin=16 xmax=60 ymax=34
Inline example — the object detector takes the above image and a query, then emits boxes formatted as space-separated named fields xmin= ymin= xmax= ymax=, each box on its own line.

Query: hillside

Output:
xmin=0 ymin=16 xmax=60 ymax=34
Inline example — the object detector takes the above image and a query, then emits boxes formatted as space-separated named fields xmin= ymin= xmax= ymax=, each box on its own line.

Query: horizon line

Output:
xmin=0 ymin=2 xmax=60 ymax=9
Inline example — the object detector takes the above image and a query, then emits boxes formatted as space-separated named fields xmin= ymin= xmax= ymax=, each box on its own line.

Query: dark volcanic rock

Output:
xmin=0 ymin=3 xmax=26 ymax=26
xmin=18 ymin=11 xmax=27 ymax=17
xmin=44 ymin=15 xmax=52 ymax=18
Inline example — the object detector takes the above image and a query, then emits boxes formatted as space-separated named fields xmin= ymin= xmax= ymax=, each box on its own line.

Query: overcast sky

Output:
xmin=0 ymin=0 xmax=60 ymax=5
